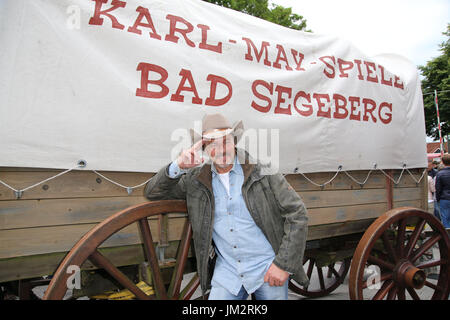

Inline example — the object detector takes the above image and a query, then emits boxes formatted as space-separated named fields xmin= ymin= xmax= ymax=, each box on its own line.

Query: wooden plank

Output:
xmin=0 ymin=170 xmax=154 ymax=201
xmin=393 ymin=187 xmax=423 ymax=202
xmin=307 ymin=200 xmax=422 ymax=226
xmin=0 ymin=216 xmax=187 ymax=259
xmin=307 ymin=219 xmax=374 ymax=241
xmin=299 ymin=188 xmax=387 ymax=208
xmin=0 ymin=196 xmax=151 ymax=230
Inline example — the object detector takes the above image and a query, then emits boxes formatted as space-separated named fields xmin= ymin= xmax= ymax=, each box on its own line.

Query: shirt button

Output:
xmin=233 ymin=245 xmax=237 ymax=248
xmin=230 ymin=229 xmax=233 ymax=232
xmin=240 ymin=274 xmax=244 ymax=278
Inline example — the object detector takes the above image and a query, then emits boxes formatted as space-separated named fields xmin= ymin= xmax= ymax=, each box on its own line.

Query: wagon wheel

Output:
xmin=349 ymin=207 xmax=450 ymax=300
xmin=289 ymin=257 xmax=351 ymax=298
xmin=43 ymin=200 xmax=200 ymax=300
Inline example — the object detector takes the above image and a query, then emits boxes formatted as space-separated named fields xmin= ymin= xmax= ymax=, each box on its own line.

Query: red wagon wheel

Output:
xmin=289 ymin=257 xmax=351 ymax=298
xmin=349 ymin=207 xmax=450 ymax=300
xmin=43 ymin=200 xmax=200 ymax=300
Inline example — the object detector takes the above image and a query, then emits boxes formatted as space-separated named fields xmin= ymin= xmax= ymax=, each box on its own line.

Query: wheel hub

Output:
xmin=394 ymin=260 xmax=426 ymax=290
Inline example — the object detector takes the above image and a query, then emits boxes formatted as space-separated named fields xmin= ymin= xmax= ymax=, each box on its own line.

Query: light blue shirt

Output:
xmin=168 ymin=157 xmax=275 ymax=295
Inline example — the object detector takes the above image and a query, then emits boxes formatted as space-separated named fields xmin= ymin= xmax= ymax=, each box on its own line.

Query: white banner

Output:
xmin=0 ymin=0 xmax=427 ymax=173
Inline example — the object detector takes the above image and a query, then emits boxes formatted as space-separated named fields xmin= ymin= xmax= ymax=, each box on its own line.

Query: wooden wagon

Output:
xmin=1 ymin=164 xmax=448 ymax=300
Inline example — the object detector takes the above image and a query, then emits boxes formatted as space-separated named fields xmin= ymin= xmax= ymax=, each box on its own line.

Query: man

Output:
xmin=144 ymin=113 xmax=309 ymax=300
xmin=435 ymin=154 xmax=450 ymax=228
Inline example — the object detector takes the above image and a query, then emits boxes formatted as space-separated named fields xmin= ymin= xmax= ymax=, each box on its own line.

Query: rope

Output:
xmin=0 ymin=165 xmax=81 ymax=199
xmin=92 ymin=170 xmax=153 ymax=195
xmin=0 ymin=161 xmax=428 ymax=199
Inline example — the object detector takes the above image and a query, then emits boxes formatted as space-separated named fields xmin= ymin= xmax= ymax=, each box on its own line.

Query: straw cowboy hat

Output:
xmin=189 ymin=113 xmax=244 ymax=145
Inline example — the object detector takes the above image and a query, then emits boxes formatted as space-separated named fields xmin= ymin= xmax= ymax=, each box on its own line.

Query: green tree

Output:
xmin=202 ymin=0 xmax=309 ymax=31
xmin=420 ymin=24 xmax=450 ymax=140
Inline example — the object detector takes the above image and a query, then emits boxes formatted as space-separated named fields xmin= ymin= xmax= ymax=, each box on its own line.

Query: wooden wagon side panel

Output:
xmin=0 ymin=167 xmax=427 ymax=282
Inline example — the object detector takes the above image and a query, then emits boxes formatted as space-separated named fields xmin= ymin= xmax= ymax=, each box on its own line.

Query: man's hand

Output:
xmin=177 ymin=139 xmax=205 ymax=169
xmin=264 ymin=263 xmax=289 ymax=287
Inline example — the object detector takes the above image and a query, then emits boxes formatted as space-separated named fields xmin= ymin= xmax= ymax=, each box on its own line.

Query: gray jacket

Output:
xmin=144 ymin=149 xmax=309 ymax=295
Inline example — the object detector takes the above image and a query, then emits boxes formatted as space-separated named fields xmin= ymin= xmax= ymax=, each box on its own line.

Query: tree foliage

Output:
xmin=202 ymin=0 xmax=309 ymax=31
xmin=419 ymin=24 xmax=450 ymax=140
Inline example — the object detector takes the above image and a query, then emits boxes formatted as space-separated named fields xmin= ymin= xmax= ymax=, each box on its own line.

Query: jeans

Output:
xmin=438 ymin=199 xmax=450 ymax=228
xmin=208 ymin=281 xmax=288 ymax=300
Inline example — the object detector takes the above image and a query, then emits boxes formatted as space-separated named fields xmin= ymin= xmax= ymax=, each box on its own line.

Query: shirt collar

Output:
xmin=211 ymin=154 xmax=243 ymax=176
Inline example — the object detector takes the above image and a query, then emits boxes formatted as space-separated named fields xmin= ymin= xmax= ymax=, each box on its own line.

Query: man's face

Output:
xmin=204 ymin=133 xmax=235 ymax=167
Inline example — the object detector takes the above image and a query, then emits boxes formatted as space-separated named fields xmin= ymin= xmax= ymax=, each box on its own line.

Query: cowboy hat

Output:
xmin=189 ymin=113 xmax=244 ymax=145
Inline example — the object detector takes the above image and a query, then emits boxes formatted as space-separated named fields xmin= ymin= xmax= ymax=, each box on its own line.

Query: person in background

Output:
xmin=434 ymin=155 xmax=450 ymax=227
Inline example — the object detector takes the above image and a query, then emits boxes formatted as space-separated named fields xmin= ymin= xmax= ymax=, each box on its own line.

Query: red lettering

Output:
xmin=378 ymin=65 xmax=393 ymax=86
xmin=364 ymin=61 xmax=378 ymax=83
xmin=89 ymin=0 xmax=126 ymax=29
xmin=332 ymin=94 xmax=348 ymax=119
xmin=290 ymin=49 xmax=306 ymax=71
xmin=251 ymin=80 xmax=273 ymax=113
xmin=165 ymin=14 xmax=195 ymax=47
xmin=337 ymin=58 xmax=354 ymax=78
xmin=293 ymin=91 xmax=313 ymax=116
xmin=127 ymin=6 xmax=161 ymax=40
xmin=314 ymin=93 xmax=331 ymax=118
xmin=197 ymin=24 xmax=222 ymax=54
xmin=379 ymin=102 xmax=393 ymax=124
xmin=348 ymin=96 xmax=361 ymax=121
xmin=205 ymin=75 xmax=232 ymax=106
xmin=394 ymin=75 xmax=404 ymax=90
xmin=170 ymin=69 xmax=202 ymax=104
xmin=319 ymin=56 xmax=336 ymax=79
xmin=273 ymin=45 xmax=292 ymax=71
xmin=274 ymin=85 xmax=292 ymax=115
xmin=136 ymin=62 xmax=169 ymax=99
xmin=242 ymin=38 xmax=271 ymax=67
xmin=353 ymin=59 xmax=364 ymax=80
xmin=362 ymin=98 xmax=377 ymax=122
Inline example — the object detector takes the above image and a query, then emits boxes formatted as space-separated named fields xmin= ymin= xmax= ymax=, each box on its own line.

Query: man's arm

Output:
xmin=144 ymin=162 xmax=187 ymax=201
xmin=268 ymin=173 xmax=308 ymax=275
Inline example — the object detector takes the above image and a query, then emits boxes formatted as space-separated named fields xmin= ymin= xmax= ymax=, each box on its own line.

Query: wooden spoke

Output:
xmin=317 ymin=266 xmax=325 ymax=291
xmin=404 ymin=219 xmax=427 ymax=258
xmin=387 ymin=285 xmax=398 ymax=300
xmin=168 ymin=219 xmax=193 ymax=299
xmin=410 ymin=234 xmax=442 ymax=264
xmin=397 ymin=287 xmax=406 ymax=300
xmin=138 ymin=218 xmax=167 ymax=299
xmin=372 ymin=280 xmax=394 ymax=300
xmin=417 ymin=259 xmax=447 ymax=270
xmin=289 ymin=257 xmax=351 ymax=298
xmin=407 ymin=287 xmax=421 ymax=300
xmin=367 ymin=255 xmax=395 ymax=271
xmin=424 ymin=281 xmax=439 ymax=291
xmin=89 ymin=250 xmax=152 ymax=300
xmin=179 ymin=273 xmax=200 ymax=300
xmin=362 ymin=272 xmax=392 ymax=289
xmin=381 ymin=232 xmax=398 ymax=263
xmin=396 ymin=218 xmax=407 ymax=258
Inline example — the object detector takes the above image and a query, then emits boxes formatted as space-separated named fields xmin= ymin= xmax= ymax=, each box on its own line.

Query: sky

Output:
xmin=272 ymin=0 xmax=449 ymax=68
